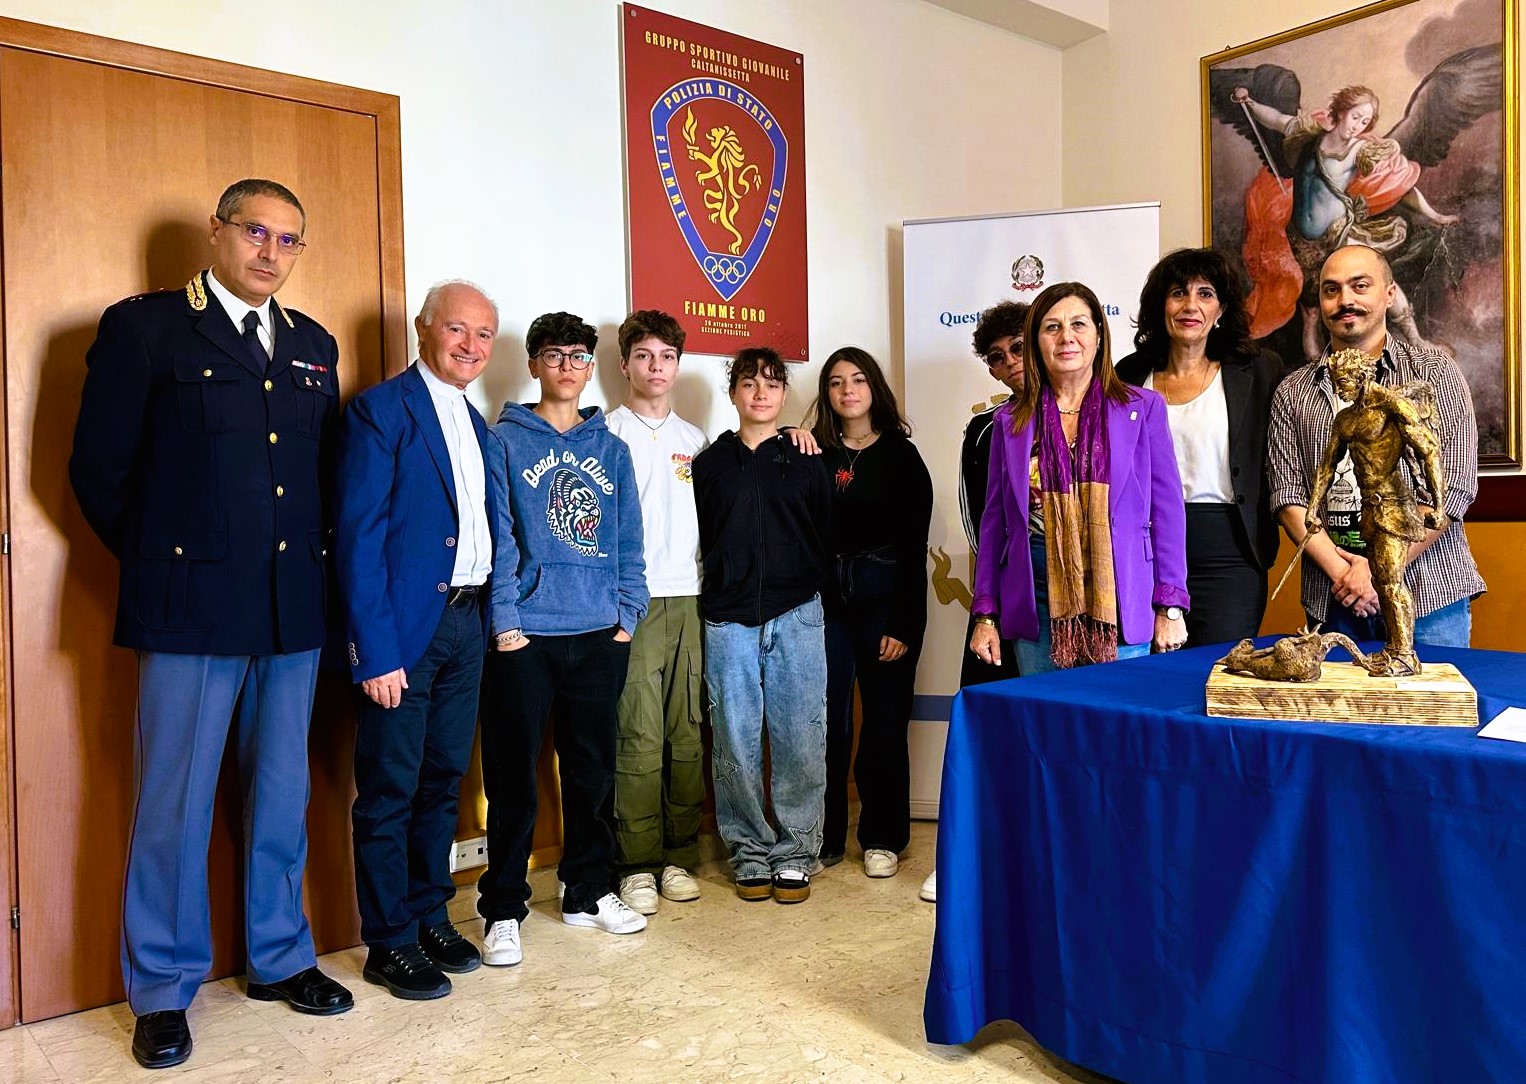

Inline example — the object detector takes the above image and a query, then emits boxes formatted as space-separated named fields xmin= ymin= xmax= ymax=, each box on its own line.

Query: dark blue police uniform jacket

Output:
xmin=334 ymin=364 xmax=512 ymax=683
xmin=69 ymin=272 xmax=339 ymax=655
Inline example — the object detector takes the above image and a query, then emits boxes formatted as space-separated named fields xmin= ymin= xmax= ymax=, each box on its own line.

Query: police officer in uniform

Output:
xmin=70 ymin=179 xmax=352 ymax=1070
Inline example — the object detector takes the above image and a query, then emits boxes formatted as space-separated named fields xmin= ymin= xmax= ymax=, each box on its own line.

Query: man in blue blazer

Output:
xmin=69 ymin=179 xmax=352 ymax=1070
xmin=336 ymin=280 xmax=516 ymax=1001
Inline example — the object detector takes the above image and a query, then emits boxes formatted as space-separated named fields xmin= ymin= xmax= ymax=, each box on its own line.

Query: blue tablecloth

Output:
xmin=924 ymin=643 xmax=1526 ymax=1084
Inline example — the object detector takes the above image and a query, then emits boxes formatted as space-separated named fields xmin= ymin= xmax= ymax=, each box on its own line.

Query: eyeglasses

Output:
xmin=984 ymin=344 xmax=1023 ymax=367
xmin=537 ymin=348 xmax=594 ymax=370
xmin=217 ymin=216 xmax=307 ymax=254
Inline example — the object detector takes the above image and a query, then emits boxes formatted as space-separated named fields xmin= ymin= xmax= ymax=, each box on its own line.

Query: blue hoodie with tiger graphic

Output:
xmin=489 ymin=402 xmax=648 ymax=637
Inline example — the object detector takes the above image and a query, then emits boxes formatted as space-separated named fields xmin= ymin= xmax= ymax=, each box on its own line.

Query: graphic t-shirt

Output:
xmin=607 ymin=405 xmax=708 ymax=598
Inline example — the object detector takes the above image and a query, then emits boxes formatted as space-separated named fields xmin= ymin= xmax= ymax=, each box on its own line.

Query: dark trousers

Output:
xmin=478 ymin=629 xmax=631 ymax=922
xmin=352 ymin=599 xmax=483 ymax=948
xmin=823 ymin=551 xmax=921 ymax=857
xmin=1184 ymin=503 xmax=1266 ymax=648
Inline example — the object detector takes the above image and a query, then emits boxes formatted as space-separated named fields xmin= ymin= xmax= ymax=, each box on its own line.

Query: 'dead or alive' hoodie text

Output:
xmin=490 ymin=402 xmax=648 ymax=637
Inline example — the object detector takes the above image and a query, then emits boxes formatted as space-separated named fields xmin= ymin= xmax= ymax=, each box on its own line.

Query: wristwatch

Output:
xmin=1157 ymin=606 xmax=1184 ymax=621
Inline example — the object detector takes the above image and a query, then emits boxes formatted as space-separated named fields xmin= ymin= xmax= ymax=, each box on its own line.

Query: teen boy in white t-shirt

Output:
xmin=606 ymin=311 xmax=710 ymax=914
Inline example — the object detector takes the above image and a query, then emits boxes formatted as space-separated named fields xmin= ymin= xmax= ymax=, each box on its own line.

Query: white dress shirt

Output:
xmin=416 ymin=361 xmax=492 ymax=586
xmin=205 ymin=269 xmax=273 ymax=360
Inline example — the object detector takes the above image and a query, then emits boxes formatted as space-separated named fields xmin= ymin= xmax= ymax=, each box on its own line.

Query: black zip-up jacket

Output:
xmin=693 ymin=429 xmax=832 ymax=627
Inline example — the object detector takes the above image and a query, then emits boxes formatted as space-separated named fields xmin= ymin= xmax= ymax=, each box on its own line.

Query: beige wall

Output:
xmin=0 ymin=0 xmax=1062 ymax=433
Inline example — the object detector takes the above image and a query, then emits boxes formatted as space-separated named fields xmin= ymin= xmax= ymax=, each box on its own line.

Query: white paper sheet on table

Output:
xmin=1477 ymin=706 xmax=1526 ymax=743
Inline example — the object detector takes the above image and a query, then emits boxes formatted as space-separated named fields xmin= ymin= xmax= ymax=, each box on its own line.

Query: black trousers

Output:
xmin=1184 ymin=503 xmax=1267 ymax=648
xmin=352 ymin=598 xmax=483 ymax=948
xmin=478 ymin=628 xmax=631 ymax=921
xmin=823 ymin=551 xmax=922 ymax=857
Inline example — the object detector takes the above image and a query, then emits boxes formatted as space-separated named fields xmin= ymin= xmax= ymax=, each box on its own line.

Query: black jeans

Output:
xmin=823 ymin=549 xmax=921 ymax=857
xmin=352 ymin=599 xmax=483 ymax=948
xmin=477 ymin=628 xmax=631 ymax=921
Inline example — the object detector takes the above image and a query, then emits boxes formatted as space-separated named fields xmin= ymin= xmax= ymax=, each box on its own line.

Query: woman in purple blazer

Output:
xmin=968 ymin=281 xmax=1190 ymax=673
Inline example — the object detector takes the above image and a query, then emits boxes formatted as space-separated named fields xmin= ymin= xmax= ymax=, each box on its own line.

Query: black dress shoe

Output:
xmin=246 ymin=966 xmax=354 ymax=1016
xmin=420 ymin=919 xmax=481 ymax=974
xmin=363 ymin=943 xmax=451 ymax=1000
xmin=132 ymin=1009 xmax=191 ymax=1069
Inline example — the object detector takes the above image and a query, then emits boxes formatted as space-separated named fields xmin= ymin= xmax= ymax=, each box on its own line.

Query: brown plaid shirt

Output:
xmin=1267 ymin=336 xmax=1486 ymax=622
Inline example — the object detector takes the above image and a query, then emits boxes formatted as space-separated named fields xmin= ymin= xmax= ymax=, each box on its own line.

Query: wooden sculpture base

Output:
xmin=1205 ymin=661 xmax=1477 ymax=726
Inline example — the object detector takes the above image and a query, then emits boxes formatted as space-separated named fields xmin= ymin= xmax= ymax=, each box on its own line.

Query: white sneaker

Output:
xmin=920 ymin=869 xmax=937 ymax=903
xmin=618 ymin=872 xmax=659 ymax=915
xmin=659 ymin=865 xmax=701 ymax=902
xmin=482 ymin=919 xmax=522 ymax=966
xmin=863 ymin=848 xmax=900 ymax=878
xmin=563 ymin=892 xmax=647 ymax=934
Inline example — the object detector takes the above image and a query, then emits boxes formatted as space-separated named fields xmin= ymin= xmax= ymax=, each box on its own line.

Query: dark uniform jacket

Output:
xmin=69 ymin=271 xmax=340 ymax=655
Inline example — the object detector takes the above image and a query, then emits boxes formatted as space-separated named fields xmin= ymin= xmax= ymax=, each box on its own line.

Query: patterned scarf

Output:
xmin=1035 ymin=379 xmax=1116 ymax=667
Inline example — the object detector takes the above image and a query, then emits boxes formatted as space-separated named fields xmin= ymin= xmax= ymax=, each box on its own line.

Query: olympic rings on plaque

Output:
xmin=702 ymin=255 xmax=748 ymax=285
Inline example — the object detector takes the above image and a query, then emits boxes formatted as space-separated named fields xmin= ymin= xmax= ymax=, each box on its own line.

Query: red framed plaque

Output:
xmin=622 ymin=5 xmax=808 ymax=359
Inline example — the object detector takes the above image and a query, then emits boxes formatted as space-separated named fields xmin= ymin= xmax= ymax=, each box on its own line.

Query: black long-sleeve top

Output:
xmin=693 ymin=430 xmax=833 ymax=627
xmin=821 ymin=432 xmax=933 ymax=646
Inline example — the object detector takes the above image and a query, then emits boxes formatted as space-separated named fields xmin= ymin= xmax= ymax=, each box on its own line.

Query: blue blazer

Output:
xmin=335 ymin=364 xmax=514 ymax=681
xmin=69 ymin=272 xmax=339 ymax=655
xmin=972 ymin=388 xmax=1190 ymax=647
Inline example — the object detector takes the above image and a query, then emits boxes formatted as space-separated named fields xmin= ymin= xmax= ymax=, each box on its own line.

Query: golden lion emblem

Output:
xmin=683 ymin=108 xmax=763 ymax=255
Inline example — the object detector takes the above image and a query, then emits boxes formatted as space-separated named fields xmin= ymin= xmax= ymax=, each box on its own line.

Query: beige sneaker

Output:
xmin=618 ymin=872 xmax=659 ymax=915
xmin=863 ymin=848 xmax=900 ymax=878
xmin=482 ymin=919 xmax=522 ymax=966
xmin=920 ymin=869 xmax=937 ymax=902
xmin=659 ymin=865 xmax=700 ymax=902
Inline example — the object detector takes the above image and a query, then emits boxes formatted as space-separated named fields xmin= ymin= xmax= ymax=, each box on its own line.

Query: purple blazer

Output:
xmin=971 ymin=388 xmax=1190 ymax=646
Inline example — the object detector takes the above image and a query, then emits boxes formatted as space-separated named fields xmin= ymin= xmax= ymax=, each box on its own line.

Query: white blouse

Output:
xmin=1144 ymin=369 xmax=1234 ymax=503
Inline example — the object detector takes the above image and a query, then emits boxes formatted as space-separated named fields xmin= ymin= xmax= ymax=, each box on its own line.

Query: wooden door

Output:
xmin=0 ymin=18 xmax=405 ymax=1022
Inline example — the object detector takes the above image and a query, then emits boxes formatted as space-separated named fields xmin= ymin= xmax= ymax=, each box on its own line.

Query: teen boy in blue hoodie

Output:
xmin=477 ymin=312 xmax=650 ymax=967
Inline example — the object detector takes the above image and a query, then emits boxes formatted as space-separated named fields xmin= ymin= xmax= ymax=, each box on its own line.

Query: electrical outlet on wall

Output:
xmin=449 ymin=835 xmax=488 ymax=873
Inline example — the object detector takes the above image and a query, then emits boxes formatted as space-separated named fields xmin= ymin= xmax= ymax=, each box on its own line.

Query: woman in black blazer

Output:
xmin=1116 ymin=248 xmax=1286 ymax=647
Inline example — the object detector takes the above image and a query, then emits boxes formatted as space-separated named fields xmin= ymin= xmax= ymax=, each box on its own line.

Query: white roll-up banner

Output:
xmin=903 ymin=202 xmax=1160 ymax=819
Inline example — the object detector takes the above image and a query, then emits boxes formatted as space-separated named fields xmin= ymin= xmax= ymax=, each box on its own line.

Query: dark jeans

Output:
xmin=823 ymin=549 xmax=921 ymax=857
xmin=352 ymin=599 xmax=483 ymax=949
xmin=478 ymin=628 xmax=631 ymax=922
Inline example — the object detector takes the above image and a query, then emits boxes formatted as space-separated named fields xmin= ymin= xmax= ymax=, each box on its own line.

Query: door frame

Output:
xmin=0 ymin=14 xmax=406 ymax=1026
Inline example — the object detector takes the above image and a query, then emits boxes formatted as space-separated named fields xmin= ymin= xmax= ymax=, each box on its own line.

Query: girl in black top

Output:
xmin=806 ymin=347 xmax=933 ymax=877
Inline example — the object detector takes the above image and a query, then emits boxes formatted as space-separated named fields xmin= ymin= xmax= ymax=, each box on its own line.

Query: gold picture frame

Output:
xmin=1202 ymin=0 xmax=1519 ymax=473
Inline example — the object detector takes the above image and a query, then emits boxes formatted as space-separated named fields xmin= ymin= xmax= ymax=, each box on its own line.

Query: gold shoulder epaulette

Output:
xmin=185 ymin=275 xmax=207 ymax=311
xmin=273 ymin=300 xmax=296 ymax=329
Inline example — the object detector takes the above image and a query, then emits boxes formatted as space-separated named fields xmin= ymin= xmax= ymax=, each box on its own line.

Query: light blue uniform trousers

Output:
xmin=122 ymin=649 xmax=321 ymax=1013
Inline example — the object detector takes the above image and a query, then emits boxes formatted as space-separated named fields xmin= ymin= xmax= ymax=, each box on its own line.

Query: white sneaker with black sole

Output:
xmin=618 ymin=872 xmax=660 ymax=915
xmin=563 ymin=892 xmax=647 ymax=934
xmin=482 ymin=919 xmax=522 ymax=966
xmin=659 ymin=865 xmax=701 ymax=902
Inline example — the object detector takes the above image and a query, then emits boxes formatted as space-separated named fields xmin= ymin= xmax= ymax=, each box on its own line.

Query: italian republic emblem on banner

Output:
xmin=622 ymin=5 xmax=808 ymax=360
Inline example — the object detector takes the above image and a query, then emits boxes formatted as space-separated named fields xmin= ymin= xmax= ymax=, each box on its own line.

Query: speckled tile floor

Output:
xmin=4 ymin=821 xmax=1113 ymax=1083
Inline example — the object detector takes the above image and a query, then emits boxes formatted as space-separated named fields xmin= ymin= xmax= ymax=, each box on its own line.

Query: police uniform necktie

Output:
xmin=242 ymin=310 xmax=269 ymax=373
